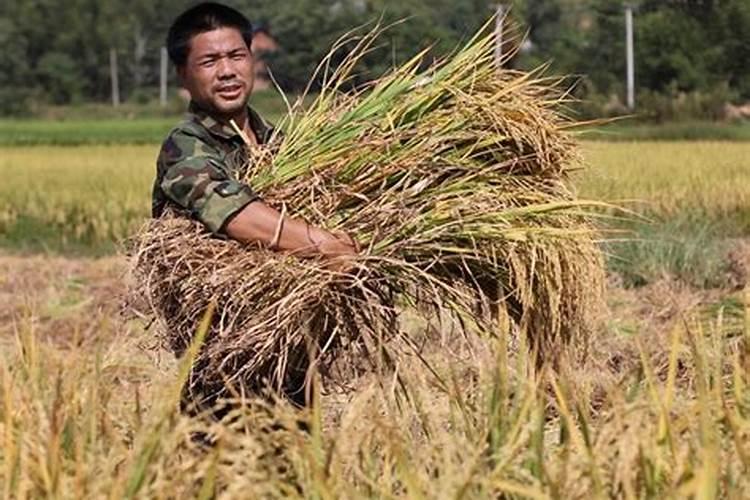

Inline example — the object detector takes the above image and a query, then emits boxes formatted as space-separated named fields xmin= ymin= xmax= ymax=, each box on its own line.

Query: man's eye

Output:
xmin=231 ymin=53 xmax=246 ymax=60
xmin=200 ymin=59 xmax=216 ymax=68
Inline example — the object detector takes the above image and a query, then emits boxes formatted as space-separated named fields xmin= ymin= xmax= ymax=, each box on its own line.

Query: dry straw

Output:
xmin=131 ymin=24 xmax=605 ymax=412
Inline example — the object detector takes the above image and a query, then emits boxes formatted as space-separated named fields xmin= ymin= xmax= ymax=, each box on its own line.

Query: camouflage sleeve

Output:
xmin=158 ymin=128 xmax=259 ymax=234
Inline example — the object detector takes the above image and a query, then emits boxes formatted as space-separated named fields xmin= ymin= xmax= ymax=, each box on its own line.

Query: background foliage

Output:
xmin=1 ymin=0 xmax=749 ymax=118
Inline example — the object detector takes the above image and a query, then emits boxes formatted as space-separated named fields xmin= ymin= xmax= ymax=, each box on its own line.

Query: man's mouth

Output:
xmin=215 ymin=83 xmax=243 ymax=100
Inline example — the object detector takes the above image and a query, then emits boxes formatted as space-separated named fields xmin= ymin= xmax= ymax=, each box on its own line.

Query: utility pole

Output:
xmin=110 ymin=48 xmax=120 ymax=107
xmin=625 ymin=3 xmax=635 ymax=110
xmin=494 ymin=4 xmax=507 ymax=68
xmin=160 ymin=46 xmax=168 ymax=107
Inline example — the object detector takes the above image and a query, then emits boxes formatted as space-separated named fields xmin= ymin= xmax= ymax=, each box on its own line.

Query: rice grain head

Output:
xmin=131 ymin=23 xmax=606 ymax=408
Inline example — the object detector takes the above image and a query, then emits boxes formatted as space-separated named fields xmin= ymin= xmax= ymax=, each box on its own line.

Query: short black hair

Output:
xmin=167 ymin=2 xmax=253 ymax=67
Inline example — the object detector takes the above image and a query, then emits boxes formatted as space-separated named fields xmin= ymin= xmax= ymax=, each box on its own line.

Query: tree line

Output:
xmin=1 ymin=0 xmax=748 ymax=118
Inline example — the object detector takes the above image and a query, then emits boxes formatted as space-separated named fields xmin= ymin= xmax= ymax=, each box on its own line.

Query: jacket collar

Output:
xmin=187 ymin=100 xmax=275 ymax=144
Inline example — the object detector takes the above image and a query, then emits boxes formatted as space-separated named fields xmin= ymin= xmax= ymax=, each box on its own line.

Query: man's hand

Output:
xmin=308 ymin=228 xmax=359 ymax=272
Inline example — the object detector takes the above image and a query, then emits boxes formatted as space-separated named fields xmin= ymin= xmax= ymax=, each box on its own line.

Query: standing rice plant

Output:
xmin=132 ymin=23 xmax=605 ymax=410
xmin=1 ymin=266 xmax=747 ymax=497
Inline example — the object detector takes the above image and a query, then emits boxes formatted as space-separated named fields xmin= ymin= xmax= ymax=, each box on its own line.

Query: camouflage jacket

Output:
xmin=151 ymin=101 xmax=277 ymax=234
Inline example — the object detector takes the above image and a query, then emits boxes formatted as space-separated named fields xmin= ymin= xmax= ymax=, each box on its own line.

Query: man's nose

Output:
xmin=217 ymin=57 xmax=236 ymax=79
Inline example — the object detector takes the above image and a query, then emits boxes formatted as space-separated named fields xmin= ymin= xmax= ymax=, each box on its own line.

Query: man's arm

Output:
xmin=225 ymin=202 xmax=357 ymax=259
xmin=158 ymin=128 xmax=258 ymax=233
xmin=158 ymin=128 xmax=356 ymax=260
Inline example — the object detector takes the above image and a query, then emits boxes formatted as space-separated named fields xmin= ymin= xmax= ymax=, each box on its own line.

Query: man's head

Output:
xmin=167 ymin=2 xmax=255 ymax=119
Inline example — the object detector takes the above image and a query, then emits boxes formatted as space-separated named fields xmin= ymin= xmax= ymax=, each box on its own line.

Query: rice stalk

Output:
xmin=131 ymin=23 xmax=605 ymax=409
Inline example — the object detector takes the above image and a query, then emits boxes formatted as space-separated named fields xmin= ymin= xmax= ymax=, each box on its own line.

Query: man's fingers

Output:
xmin=331 ymin=230 xmax=360 ymax=252
xmin=326 ymin=256 xmax=358 ymax=275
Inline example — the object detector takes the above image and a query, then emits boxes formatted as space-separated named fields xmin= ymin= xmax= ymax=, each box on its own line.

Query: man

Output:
xmin=154 ymin=2 xmax=357 ymax=418
xmin=154 ymin=2 xmax=357 ymax=264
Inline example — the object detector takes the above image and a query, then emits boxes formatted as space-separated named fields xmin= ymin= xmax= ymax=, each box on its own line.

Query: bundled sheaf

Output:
xmin=132 ymin=26 xmax=605 ymax=409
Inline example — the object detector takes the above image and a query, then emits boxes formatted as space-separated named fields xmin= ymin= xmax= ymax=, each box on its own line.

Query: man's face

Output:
xmin=179 ymin=27 xmax=255 ymax=118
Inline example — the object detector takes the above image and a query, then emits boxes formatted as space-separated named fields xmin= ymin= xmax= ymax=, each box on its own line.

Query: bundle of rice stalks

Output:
xmin=132 ymin=25 xmax=605 ymax=411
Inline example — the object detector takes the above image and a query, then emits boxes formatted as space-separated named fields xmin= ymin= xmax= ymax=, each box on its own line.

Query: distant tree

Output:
xmin=1 ymin=0 xmax=749 ymax=115
xmin=709 ymin=0 xmax=750 ymax=99
xmin=236 ymin=0 xmax=354 ymax=90
xmin=235 ymin=0 xmax=491 ymax=92
xmin=37 ymin=52 xmax=84 ymax=104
